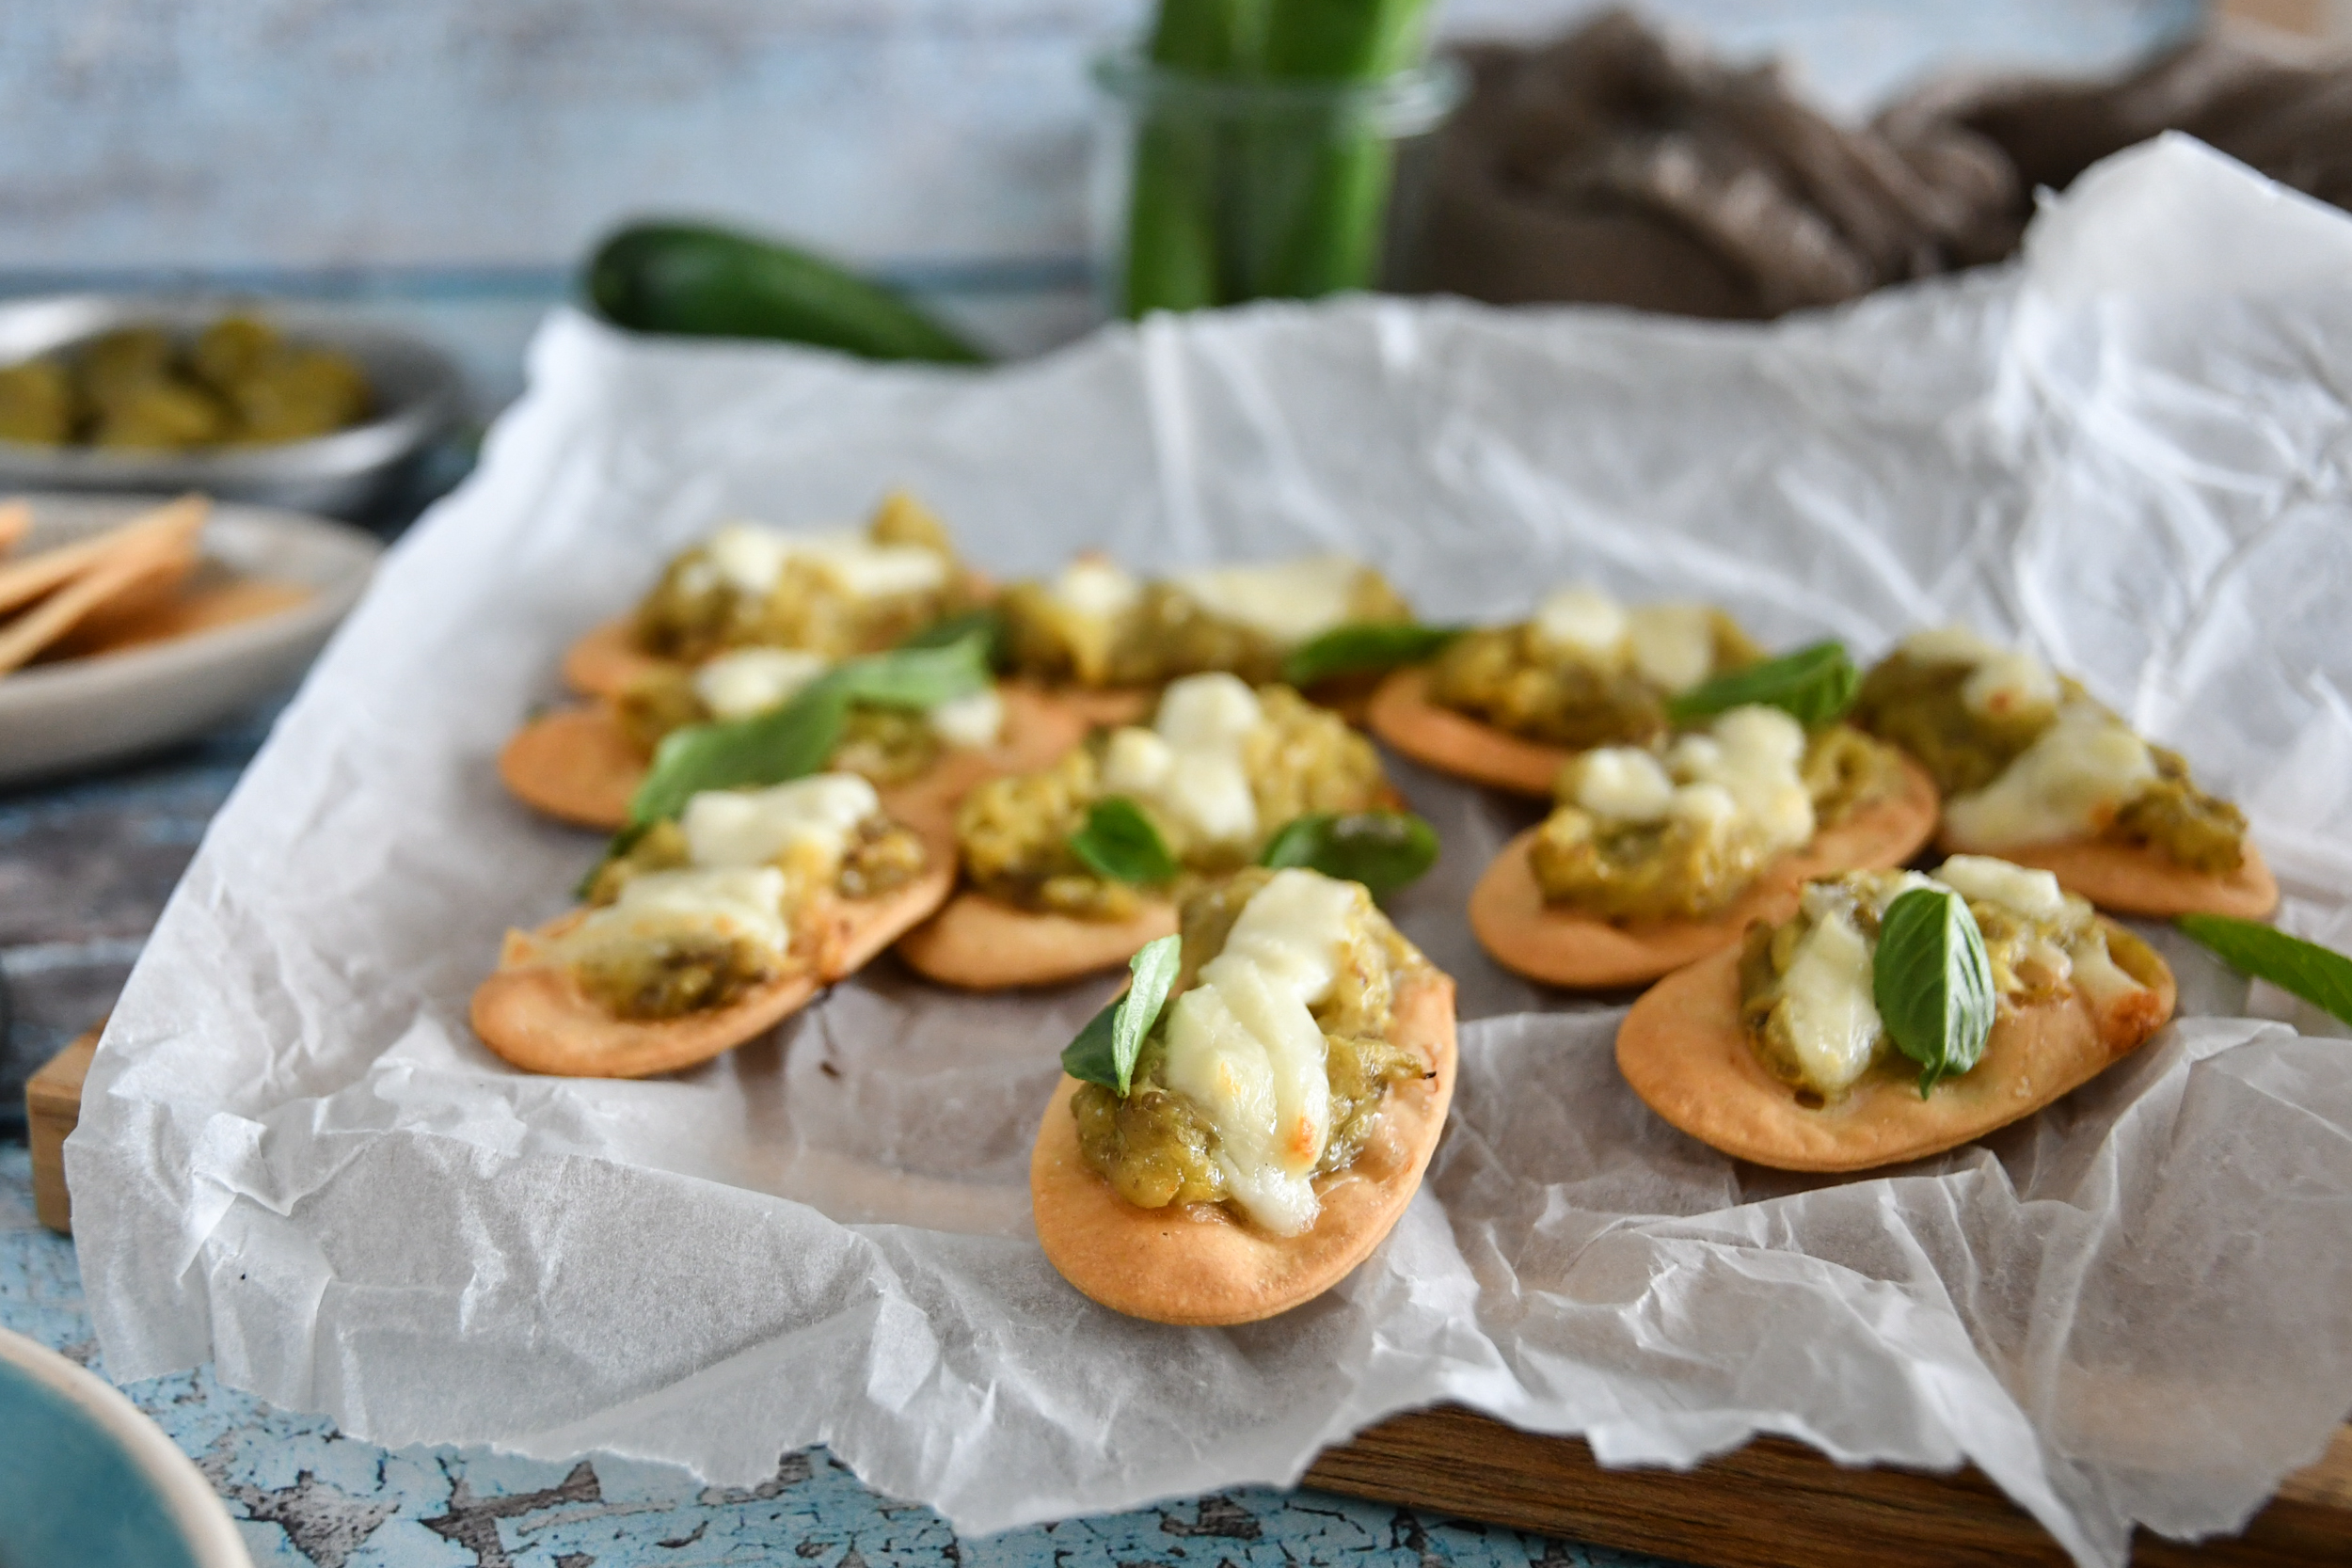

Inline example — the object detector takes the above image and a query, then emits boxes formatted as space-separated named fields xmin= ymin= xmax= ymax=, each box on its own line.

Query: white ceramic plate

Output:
xmin=0 ymin=492 xmax=379 ymax=785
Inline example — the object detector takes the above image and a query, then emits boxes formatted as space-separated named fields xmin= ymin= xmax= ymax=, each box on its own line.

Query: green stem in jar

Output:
xmin=1120 ymin=0 xmax=1253 ymax=316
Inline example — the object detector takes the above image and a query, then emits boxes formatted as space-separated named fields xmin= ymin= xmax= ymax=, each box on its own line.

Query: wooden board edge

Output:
xmin=1304 ymin=1405 xmax=2352 ymax=1567
xmin=26 ymin=1025 xmax=100 ymax=1235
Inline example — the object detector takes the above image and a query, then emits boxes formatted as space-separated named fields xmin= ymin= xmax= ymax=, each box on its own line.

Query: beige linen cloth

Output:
xmin=1426 ymin=11 xmax=2352 ymax=316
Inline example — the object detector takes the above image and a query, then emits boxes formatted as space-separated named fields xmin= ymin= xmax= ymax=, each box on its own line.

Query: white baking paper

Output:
xmin=65 ymin=135 xmax=2352 ymax=1567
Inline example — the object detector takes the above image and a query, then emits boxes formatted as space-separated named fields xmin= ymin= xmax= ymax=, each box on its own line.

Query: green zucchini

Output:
xmin=586 ymin=222 xmax=990 ymax=363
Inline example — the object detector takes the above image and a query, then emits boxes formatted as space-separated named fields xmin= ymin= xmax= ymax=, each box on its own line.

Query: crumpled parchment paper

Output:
xmin=67 ymin=135 xmax=2352 ymax=1567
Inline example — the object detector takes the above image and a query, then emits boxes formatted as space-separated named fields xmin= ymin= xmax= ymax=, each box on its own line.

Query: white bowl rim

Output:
xmin=0 ymin=1324 xmax=254 ymax=1568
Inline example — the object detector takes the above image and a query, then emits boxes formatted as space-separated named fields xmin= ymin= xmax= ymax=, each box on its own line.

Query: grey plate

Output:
xmin=0 ymin=492 xmax=379 ymax=785
xmin=0 ymin=295 xmax=463 ymax=517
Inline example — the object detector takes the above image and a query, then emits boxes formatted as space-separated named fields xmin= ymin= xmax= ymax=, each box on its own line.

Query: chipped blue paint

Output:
xmin=1 ymin=1148 xmax=1684 ymax=1568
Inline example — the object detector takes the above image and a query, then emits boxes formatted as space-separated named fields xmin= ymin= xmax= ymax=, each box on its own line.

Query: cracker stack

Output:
xmin=0 ymin=495 xmax=210 ymax=675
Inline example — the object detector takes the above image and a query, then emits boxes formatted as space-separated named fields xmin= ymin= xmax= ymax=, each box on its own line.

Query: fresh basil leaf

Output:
xmin=1112 ymin=934 xmax=1182 ymax=1096
xmin=1663 ymin=640 xmax=1857 ymax=728
xmin=1069 ymin=797 xmax=1179 ymax=885
xmin=1059 ymin=1001 xmax=1122 ymax=1092
xmin=2177 ymin=914 xmax=2352 ymax=1026
xmin=826 ymin=630 xmax=992 ymax=710
xmin=1280 ymin=621 xmax=1460 ymax=689
xmin=898 ymin=608 xmax=1007 ymax=668
xmin=1257 ymin=810 xmax=1438 ymax=898
xmin=1874 ymin=886 xmax=1995 ymax=1098
xmin=626 ymin=684 xmax=850 ymax=828
xmin=1060 ymin=932 xmax=1184 ymax=1097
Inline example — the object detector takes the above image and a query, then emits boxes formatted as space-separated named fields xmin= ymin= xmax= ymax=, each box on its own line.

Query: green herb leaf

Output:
xmin=1257 ymin=810 xmax=1438 ymax=897
xmin=1061 ymin=932 xmax=1184 ymax=1097
xmin=898 ymin=608 xmax=1007 ymax=669
xmin=627 ymin=684 xmax=850 ymax=828
xmin=1874 ymin=886 xmax=1996 ymax=1098
xmin=620 ymin=630 xmax=992 ymax=829
xmin=826 ymin=631 xmax=992 ymax=710
xmin=1069 ymin=797 xmax=1179 ymax=885
xmin=1662 ymin=640 xmax=1857 ymax=728
xmin=1279 ymin=622 xmax=1459 ymax=689
xmin=2177 ymin=914 xmax=2352 ymax=1026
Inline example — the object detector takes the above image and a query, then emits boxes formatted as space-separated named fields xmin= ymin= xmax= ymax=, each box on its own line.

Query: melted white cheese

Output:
xmin=1572 ymin=748 xmax=1677 ymax=821
xmin=1050 ymin=556 xmax=1144 ymax=622
xmin=698 ymin=522 xmax=946 ymax=601
xmin=1625 ymin=603 xmax=1718 ymax=691
xmin=1159 ymin=868 xmax=1359 ymax=1236
xmin=927 ymin=686 xmax=1004 ymax=750
xmin=1942 ymin=701 xmax=2155 ymax=850
xmin=556 ymin=866 xmax=791 ymax=964
xmin=691 ymin=647 xmax=832 ymax=720
xmin=680 ymin=773 xmax=881 ymax=872
xmin=1899 ymin=625 xmax=2059 ymax=720
xmin=1933 ymin=855 xmax=2066 ymax=921
xmin=1100 ymin=673 xmax=1263 ymax=847
xmin=1663 ymin=705 xmax=1815 ymax=855
xmin=1172 ymin=555 xmax=1361 ymax=646
xmin=1776 ymin=903 xmax=1883 ymax=1097
xmin=1532 ymin=584 xmax=1629 ymax=659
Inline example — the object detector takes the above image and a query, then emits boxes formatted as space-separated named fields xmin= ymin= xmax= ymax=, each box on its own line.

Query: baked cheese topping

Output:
xmin=556 ymin=866 xmax=793 ymax=967
xmin=1171 ymin=555 xmax=1361 ymax=646
xmin=1942 ymin=700 xmax=2155 ymax=851
xmin=686 ymin=647 xmax=1002 ymax=750
xmin=1100 ymin=673 xmax=1265 ymax=848
xmin=1159 ymin=867 xmax=1358 ymax=1235
xmin=682 ymin=774 xmax=882 ymax=875
xmin=1900 ymin=626 xmax=2061 ymax=721
xmin=1755 ymin=858 xmax=2149 ymax=1099
xmin=698 ymin=521 xmax=949 ymax=601
xmin=1568 ymin=705 xmax=1814 ymax=854
xmin=1049 ymin=556 xmax=1145 ymax=623
xmin=1531 ymin=584 xmax=1720 ymax=691
xmin=692 ymin=648 xmax=831 ymax=719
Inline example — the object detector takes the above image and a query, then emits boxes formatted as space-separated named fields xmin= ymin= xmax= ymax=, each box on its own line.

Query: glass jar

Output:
xmin=1089 ymin=49 xmax=1467 ymax=319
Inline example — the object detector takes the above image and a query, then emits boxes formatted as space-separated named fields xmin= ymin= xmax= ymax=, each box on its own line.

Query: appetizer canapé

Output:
xmin=1617 ymin=856 xmax=2176 ymax=1171
xmin=564 ymin=491 xmax=985 ymax=698
xmin=1369 ymin=583 xmax=1761 ymax=794
xmin=1031 ymin=866 xmax=1456 ymax=1325
xmin=1471 ymin=705 xmax=1938 ymax=987
xmin=472 ymin=772 xmax=952 ymax=1077
xmin=897 ymin=672 xmax=1409 ymax=989
xmin=1851 ymin=627 xmax=2276 ymax=918
xmin=500 ymin=641 xmax=1083 ymax=832
xmin=998 ymin=552 xmax=1410 ymax=715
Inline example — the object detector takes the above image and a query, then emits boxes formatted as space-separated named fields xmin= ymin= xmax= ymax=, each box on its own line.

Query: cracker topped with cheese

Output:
xmin=898 ymin=672 xmax=1408 ymax=990
xmin=1470 ymin=706 xmax=1938 ymax=988
xmin=1030 ymin=867 xmax=1456 ymax=1325
xmin=1617 ymin=856 xmax=2176 ymax=1172
xmin=472 ymin=772 xmax=953 ymax=1077
xmin=1851 ymin=627 xmax=2277 ymax=918
xmin=1368 ymin=583 xmax=1762 ymax=795
xmin=997 ymin=551 xmax=1409 ymax=693
xmin=563 ymin=490 xmax=986 ymax=699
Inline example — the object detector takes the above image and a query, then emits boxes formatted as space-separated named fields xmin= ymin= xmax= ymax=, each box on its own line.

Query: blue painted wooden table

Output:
xmin=0 ymin=702 xmax=1684 ymax=1568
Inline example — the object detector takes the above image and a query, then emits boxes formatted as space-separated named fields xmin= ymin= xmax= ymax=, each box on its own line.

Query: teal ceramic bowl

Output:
xmin=0 ymin=1326 xmax=251 ymax=1567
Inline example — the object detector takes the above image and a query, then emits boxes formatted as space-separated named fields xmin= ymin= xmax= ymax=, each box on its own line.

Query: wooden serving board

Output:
xmin=28 ymin=1033 xmax=2352 ymax=1564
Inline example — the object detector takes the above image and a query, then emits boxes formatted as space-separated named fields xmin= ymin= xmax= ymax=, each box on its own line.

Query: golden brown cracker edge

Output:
xmin=1614 ymin=926 xmax=2176 ymax=1172
xmin=1470 ymin=757 xmax=1940 ymax=989
xmin=897 ymin=893 xmax=1181 ymax=990
xmin=470 ymin=816 xmax=957 ymax=1077
xmin=1366 ymin=667 xmax=1565 ymax=796
xmin=1031 ymin=969 xmax=1457 ymax=1325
